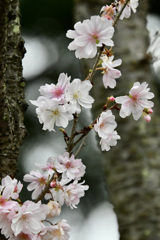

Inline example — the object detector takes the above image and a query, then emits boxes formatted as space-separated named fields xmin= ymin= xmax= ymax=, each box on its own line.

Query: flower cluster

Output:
xmin=1 ymin=0 xmax=156 ymax=239
xmin=94 ymin=110 xmax=120 ymax=151
xmin=0 ymin=175 xmax=71 ymax=240
xmin=31 ymin=73 xmax=94 ymax=131
xmin=24 ymin=152 xmax=89 ymax=209
xmin=101 ymin=0 xmax=139 ymax=22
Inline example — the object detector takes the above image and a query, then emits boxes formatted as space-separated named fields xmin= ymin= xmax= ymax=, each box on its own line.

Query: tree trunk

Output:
xmin=0 ymin=0 xmax=26 ymax=181
xmin=74 ymin=0 xmax=160 ymax=240
xmin=0 ymin=1 xmax=26 ymax=238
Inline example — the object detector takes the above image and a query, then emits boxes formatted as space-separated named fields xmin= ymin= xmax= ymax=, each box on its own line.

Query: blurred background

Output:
xmin=18 ymin=0 xmax=160 ymax=239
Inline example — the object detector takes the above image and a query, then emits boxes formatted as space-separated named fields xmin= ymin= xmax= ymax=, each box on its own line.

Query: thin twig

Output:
xmin=89 ymin=45 xmax=105 ymax=83
xmin=75 ymin=135 xmax=87 ymax=158
xmin=66 ymin=113 xmax=79 ymax=155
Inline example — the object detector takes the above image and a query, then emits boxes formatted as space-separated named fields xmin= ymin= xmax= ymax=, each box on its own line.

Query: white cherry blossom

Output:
xmin=66 ymin=15 xmax=114 ymax=59
xmin=66 ymin=79 xmax=94 ymax=113
xmin=100 ymin=131 xmax=121 ymax=151
xmin=101 ymin=55 xmax=122 ymax=88
xmin=94 ymin=110 xmax=117 ymax=139
xmin=63 ymin=181 xmax=89 ymax=209
xmin=116 ymin=82 xmax=154 ymax=120
xmin=24 ymin=171 xmax=50 ymax=200
xmin=118 ymin=0 xmax=139 ymax=20
xmin=41 ymin=219 xmax=71 ymax=240
xmin=31 ymin=98 xmax=73 ymax=131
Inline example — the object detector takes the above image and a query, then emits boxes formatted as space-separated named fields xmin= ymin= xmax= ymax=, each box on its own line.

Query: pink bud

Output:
xmin=148 ymin=108 xmax=153 ymax=114
xmin=50 ymin=180 xmax=57 ymax=188
xmin=143 ymin=114 xmax=151 ymax=123
xmin=108 ymin=96 xmax=115 ymax=102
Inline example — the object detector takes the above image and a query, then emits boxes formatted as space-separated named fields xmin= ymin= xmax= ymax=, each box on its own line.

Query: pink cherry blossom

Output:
xmin=66 ymin=15 xmax=114 ymax=59
xmin=94 ymin=110 xmax=117 ymax=139
xmin=115 ymin=82 xmax=154 ymax=120
xmin=101 ymin=5 xmax=116 ymax=22
xmin=39 ymin=73 xmax=70 ymax=101
xmin=55 ymin=152 xmax=86 ymax=182
xmin=101 ymin=55 xmax=122 ymax=89
xmin=0 ymin=208 xmax=19 ymax=238
xmin=100 ymin=131 xmax=121 ymax=151
xmin=1 ymin=175 xmax=23 ymax=200
xmin=66 ymin=79 xmax=94 ymax=113
xmin=11 ymin=201 xmax=48 ymax=236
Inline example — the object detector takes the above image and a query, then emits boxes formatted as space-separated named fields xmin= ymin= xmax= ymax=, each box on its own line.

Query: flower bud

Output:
xmin=108 ymin=96 xmax=115 ymax=102
xmin=47 ymin=200 xmax=61 ymax=218
xmin=143 ymin=114 xmax=151 ymax=123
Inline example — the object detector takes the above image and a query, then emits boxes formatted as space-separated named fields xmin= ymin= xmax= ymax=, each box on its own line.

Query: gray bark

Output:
xmin=0 ymin=0 xmax=26 ymax=181
xmin=0 ymin=1 xmax=26 ymax=239
xmin=74 ymin=0 xmax=160 ymax=240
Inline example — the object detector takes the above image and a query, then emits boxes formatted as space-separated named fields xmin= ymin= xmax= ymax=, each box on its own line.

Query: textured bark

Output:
xmin=0 ymin=0 xmax=26 ymax=180
xmin=0 ymin=1 xmax=26 ymax=239
xmin=74 ymin=0 xmax=160 ymax=240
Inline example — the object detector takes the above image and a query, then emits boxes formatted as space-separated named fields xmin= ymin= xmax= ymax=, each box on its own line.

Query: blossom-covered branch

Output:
xmin=0 ymin=1 xmax=155 ymax=240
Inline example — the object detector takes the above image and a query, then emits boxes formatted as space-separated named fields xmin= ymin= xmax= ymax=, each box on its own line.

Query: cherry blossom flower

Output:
xmin=63 ymin=181 xmax=89 ymax=209
xmin=41 ymin=219 xmax=71 ymax=240
xmin=24 ymin=171 xmax=50 ymax=200
xmin=94 ymin=110 xmax=117 ymax=139
xmin=100 ymin=131 xmax=121 ymax=151
xmin=31 ymin=98 xmax=73 ymax=131
xmin=50 ymin=187 xmax=65 ymax=207
xmin=9 ymin=232 xmax=37 ymax=240
xmin=11 ymin=201 xmax=48 ymax=236
xmin=66 ymin=15 xmax=114 ymax=59
xmin=116 ymin=82 xmax=154 ymax=120
xmin=101 ymin=55 xmax=122 ymax=88
xmin=66 ymin=79 xmax=94 ymax=114
xmin=55 ymin=152 xmax=86 ymax=182
xmin=47 ymin=201 xmax=61 ymax=218
xmin=129 ymin=0 xmax=139 ymax=13
xmin=118 ymin=1 xmax=131 ymax=20
xmin=1 ymin=175 xmax=23 ymax=200
xmin=101 ymin=5 xmax=116 ymax=22
xmin=118 ymin=0 xmax=139 ymax=20
xmin=35 ymin=157 xmax=57 ymax=175
xmin=0 ymin=208 xmax=19 ymax=238
xmin=39 ymin=73 xmax=70 ymax=101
